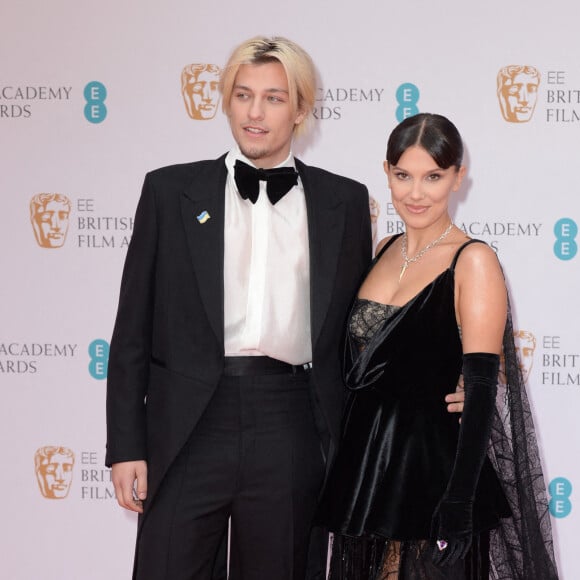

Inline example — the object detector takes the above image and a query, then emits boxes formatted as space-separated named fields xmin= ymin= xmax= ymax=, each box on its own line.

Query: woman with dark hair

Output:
xmin=317 ymin=113 xmax=558 ymax=579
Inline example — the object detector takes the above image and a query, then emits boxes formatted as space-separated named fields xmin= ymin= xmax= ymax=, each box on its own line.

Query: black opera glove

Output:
xmin=431 ymin=352 xmax=499 ymax=567
xmin=431 ymin=498 xmax=473 ymax=566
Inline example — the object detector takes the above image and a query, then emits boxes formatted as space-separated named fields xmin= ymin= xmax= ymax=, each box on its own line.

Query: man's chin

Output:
xmin=239 ymin=145 xmax=268 ymax=162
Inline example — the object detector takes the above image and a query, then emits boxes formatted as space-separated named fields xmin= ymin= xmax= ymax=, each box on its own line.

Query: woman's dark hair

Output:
xmin=386 ymin=113 xmax=464 ymax=169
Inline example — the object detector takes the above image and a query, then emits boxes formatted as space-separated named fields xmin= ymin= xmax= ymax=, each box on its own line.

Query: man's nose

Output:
xmin=248 ymin=98 xmax=265 ymax=120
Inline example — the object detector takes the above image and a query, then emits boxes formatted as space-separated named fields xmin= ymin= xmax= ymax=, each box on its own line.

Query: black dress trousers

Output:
xmin=135 ymin=368 xmax=326 ymax=580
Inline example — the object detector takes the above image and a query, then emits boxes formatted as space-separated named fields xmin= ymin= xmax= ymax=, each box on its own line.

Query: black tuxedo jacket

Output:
xmin=105 ymin=154 xmax=371 ymax=509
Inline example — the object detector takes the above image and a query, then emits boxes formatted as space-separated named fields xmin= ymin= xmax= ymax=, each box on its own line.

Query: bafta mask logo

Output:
xmin=499 ymin=330 xmax=536 ymax=385
xmin=497 ymin=65 xmax=541 ymax=123
xmin=34 ymin=446 xmax=75 ymax=499
xmin=369 ymin=196 xmax=380 ymax=248
xmin=514 ymin=330 xmax=536 ymax=383
xmin=181 ymin=63 xmax=221 ymax=120
xmin=30 ymin=193 xmax=71 ymax=248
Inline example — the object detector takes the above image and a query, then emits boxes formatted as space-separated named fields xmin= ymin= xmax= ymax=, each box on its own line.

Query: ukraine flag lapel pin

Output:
xmin=196 ymin=210 xmax=210 ymax=224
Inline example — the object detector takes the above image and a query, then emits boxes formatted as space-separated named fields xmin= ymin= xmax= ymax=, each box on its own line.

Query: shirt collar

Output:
xmin=225 ymin=145 xmax=296 ymax=176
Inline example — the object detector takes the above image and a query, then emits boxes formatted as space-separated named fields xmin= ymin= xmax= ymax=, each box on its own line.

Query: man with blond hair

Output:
xmin=106 ymin=36 xmax=372 ymax=579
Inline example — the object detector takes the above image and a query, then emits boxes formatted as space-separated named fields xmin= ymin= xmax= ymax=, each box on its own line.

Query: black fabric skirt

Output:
xmin=328 ymin=532 xmax=490 ymax=580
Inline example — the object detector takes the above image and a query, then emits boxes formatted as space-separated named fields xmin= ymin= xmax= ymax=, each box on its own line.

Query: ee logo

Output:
xmin=84 ymin=81 xmax=107 ymax=124
xmin=553 ymin=218 xmax=577 ymax=260
xmin=549 ymin=477 xmax=572 ymax=518
xmin=89 ymin=339 xmax=109 ymax=380
xmin=396 ymin=83 xmax=419 ymax=122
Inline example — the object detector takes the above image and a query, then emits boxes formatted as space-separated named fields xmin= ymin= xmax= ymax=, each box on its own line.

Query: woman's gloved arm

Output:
xmin=431 ymin=352 xmax=499 ymax=566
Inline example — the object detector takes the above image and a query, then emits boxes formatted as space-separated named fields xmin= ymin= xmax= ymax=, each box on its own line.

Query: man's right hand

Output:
xmin=111 ymin=460 xmax=148 ymax=513
xmin=445 ymin=378 xmax=465 ymax=419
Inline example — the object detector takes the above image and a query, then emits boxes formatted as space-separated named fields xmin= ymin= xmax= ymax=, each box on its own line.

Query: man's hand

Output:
xmin=446 ymin=378 xmax=465 ymax=416
xmin=111 ymin=460 xmax=148 ymax=513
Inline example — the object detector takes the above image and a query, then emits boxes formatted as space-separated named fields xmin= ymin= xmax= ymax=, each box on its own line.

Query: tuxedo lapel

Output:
xmin=298 ymin=161 xmax=346 ymax=349
xmin=180 ymin=157 xmax=227 ymax=346
xmin=179 ymin=156 xmax=346 ymax=351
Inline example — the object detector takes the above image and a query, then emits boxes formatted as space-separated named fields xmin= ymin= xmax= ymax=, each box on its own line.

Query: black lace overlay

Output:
xmin=318 ymin=236 xmax=558 ymax=580
xmin=484 ymin=300 xmax=558 ymax=579
xmin=349 ymin=299 xmax=401 ymax=351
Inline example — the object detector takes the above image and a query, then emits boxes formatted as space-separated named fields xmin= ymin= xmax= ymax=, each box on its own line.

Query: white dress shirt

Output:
xmin=223 ymin=147 xmax=312 ymax=365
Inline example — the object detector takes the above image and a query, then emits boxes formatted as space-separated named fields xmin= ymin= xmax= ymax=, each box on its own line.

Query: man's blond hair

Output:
xmin=220 ymin=36 xmax=316 ymax=136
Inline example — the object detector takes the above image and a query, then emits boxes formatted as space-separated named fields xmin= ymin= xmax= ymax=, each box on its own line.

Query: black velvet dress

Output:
xmin=317 ymin=237 xmax=559 ymax=580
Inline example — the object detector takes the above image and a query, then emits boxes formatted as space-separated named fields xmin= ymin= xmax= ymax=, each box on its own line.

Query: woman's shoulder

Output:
xmin=375 ymin=236 xmax=391 ymax=257
xmin=374 ymin=234 xmax=402 ymax=257
xmin=453 ymin=239 xmax=500 ymax=271
xmin=453 ymin=239 xmax=505 ymax=297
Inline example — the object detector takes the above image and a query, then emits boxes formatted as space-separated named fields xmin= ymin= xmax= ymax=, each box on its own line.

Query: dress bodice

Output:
xmin=348 ymin=299 xmax=401 ymax=351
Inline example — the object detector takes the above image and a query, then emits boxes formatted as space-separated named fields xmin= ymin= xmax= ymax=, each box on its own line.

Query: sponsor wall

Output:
xmin=1 ymin=1 xmax=578 ymax=578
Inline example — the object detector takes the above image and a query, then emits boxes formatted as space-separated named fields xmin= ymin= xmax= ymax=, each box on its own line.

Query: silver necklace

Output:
xmin=399 ymin=221 xmax=454 ymax=282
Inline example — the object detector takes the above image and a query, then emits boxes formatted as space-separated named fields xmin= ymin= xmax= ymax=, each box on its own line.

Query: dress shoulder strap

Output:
xmin=374 ymin=233 xmax=402 ymax=262
xmin=450 ymin=238 xmax=487 ymax=272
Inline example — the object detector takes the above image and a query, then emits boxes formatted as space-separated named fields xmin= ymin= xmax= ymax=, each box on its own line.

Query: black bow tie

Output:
xmin=234 ymin=160 xmax=299 ymax=205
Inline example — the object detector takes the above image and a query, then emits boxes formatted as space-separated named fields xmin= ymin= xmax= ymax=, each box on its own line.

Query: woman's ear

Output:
xmin=453 ymin=165 xmax=467 ymax=191
xmin=383 ymin=160 xmax=391 ymax=188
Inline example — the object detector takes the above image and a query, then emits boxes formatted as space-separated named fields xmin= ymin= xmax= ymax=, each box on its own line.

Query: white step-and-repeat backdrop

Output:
xmin=2 ymin=1 xmax=578 ymax=578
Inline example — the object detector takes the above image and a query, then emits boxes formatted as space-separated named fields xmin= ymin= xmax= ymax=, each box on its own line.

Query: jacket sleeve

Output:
xmin=105 ymin=173 xmax=158 ymax=466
